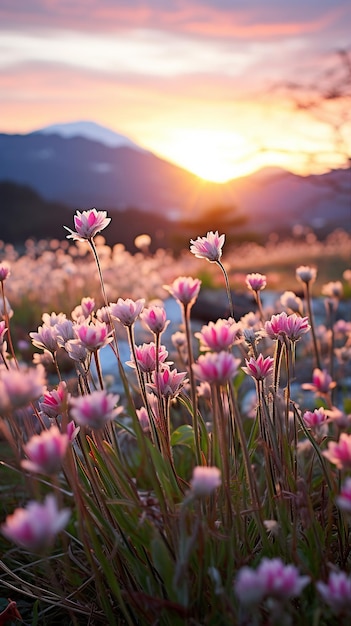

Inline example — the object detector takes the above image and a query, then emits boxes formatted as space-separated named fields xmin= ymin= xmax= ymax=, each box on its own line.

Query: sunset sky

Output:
xmin=1 ymin=1 xmax=350 ymax=182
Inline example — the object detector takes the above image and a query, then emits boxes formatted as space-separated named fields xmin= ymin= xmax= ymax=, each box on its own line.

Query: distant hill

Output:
xmin=33 ymin=120 xmax=145 ymax=151
xmin=0 ymin=181 xmax=246 ymax=250
xmin=0 ymin=125 xmax=350 ymax=236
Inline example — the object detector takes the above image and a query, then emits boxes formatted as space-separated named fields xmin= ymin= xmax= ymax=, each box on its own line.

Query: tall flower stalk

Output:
xmin=1 ymin=215 xmax=350 ymax=625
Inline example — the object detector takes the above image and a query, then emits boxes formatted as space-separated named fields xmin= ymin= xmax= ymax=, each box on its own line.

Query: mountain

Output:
xmin=34 ymin=120 xmax=144 ymax=151
xmin=0 ymin=125 xmax=350 ymax=235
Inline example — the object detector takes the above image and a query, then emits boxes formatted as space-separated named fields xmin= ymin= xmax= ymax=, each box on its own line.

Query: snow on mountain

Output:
xmin=34 ymin=120 xmax=145 ymax=151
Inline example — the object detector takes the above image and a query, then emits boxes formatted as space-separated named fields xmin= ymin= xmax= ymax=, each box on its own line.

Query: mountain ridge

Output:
xmin=0 ymin=128 xmax=350 ymax=235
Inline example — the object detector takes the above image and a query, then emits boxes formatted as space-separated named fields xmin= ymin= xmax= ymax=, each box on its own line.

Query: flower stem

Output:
xmin=216 ymin=260 xmax=234 ymax=320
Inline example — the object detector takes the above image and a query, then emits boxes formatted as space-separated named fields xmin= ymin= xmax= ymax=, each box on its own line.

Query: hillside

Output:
xmin=0 ymin=128 xmax=350 ymax=236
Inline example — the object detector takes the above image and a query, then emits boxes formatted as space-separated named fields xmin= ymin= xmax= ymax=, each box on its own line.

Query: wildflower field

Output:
xmin=0 ymin=211 xmax=351 ymax=625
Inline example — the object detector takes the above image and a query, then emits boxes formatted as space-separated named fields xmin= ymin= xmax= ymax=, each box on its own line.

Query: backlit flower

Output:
xmin=196 ymin=318 xmax=240 ymax=352
xmin=109 ymin=298 xmax=145 ymax=327
xmin=164 ymin=276 xmax=201 ymax=307
xmin=140 ymin=305 xmax=169 ymax=335
xmin=126 ymin=342 xmax=170 ymax=374
xmin=69 ymin=390 xmax=122 ymax=429
xmin=317 ymin=571 xmax=351 ymax=615
xmin=147 ymin=366 xmax=188 ymax=399
xmin=302 ymin=368 xmax=336 ymax=395
xmin=190 ymin=466 xmax=221 ymax=497
xmin=0 ymin=262 xmax=11 ymax=282
xmin=303 ymin=407 xmax=328 ymax=439
xmin=242 ymin=354 xmax=274 ymax=381
xmin=303 ymin=407 xmax=327 ymax=429
xmin=29 ymin=324 xmax=59 ymax=353
xmin=323 ymin=433 xmax=351 ymax=470
xmin=74 ymin=320 xmax=112 ymax=351
xmin=21 ymin=426 xmax=69 ymax=474
xmin=296 ymin=265 xmax=317 ymax=284
xmin=0 ymin=296 xmax=13 ymax=320
xmin=192 ymin=351 xmax=241 ymax=385
xmin=64 ymin=208 xmax=111 ymax=241
xmin=1 ymin=364 xmax=46 ymax=409
xmin=246 ymin=272 xmax=267 ymax=292
xmin=0 ymin=320 xmax=8 ymax=347
xmin=322 ymin=281 xmax=343 ymax=299
xmin=235 ymin=558 xmax=310 ymax=606
xmin=264 ymin=311 xmax=310 ymax=342
xmin=55 ymin=319 xmax=75 ymax=347
xmin=39 ymin=381 xmax=68 ymax=419
xmin=1 ymin=495 xmax=70 ymax=552
xmin=190 ymin=231 xmax=225 ymax=262
xmin=136 ymin=406 xmax=150 ymax=432
xmin=80 ymin=297 xmax=95 ymax=318
xmin=280 ymin=291 xmax=303 ymax=315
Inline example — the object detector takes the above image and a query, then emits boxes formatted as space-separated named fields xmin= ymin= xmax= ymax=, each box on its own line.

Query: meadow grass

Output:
xmin=0 ymin=217 xmax=350 ymax=625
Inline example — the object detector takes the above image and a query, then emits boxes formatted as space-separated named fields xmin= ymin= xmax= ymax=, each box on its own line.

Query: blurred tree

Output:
xmin=270 ymin=48 xmax=351 ymax=193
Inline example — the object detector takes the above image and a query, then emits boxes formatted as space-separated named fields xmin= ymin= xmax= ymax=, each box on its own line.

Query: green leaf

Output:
xmin=171 ymin=425 xmax=195 ymax=449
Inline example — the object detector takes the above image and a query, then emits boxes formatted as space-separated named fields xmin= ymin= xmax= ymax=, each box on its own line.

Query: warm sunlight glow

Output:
xmin=165 ymin=129 xmax=250 ymax=183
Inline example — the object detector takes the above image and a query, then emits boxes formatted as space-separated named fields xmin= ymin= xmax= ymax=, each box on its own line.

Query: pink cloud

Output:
xmin=1 ymin=1 xmax=350 ymax=42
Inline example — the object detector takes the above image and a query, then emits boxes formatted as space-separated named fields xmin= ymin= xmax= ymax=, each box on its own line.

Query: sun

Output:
xmin=165 ymin=129 xmax=249 ymax=183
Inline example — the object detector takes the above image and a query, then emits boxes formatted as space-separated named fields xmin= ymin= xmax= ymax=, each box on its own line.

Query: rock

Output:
xmin=191 ymin=289 xmax=257 ymax=322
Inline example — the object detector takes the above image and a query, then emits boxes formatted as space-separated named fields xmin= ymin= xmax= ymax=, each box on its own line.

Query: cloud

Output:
xmin=1 ymin=0 xmax=350 ymax=42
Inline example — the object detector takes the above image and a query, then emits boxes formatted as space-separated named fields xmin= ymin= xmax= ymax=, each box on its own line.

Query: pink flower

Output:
xmin=64 ymin=208 xmax=111 ymax=241
xmin=147 ymin=366 xmax=188 ymax=399
xmin=280 ymin=291 xmax=303 ymax=315
xmin=323 ymin=433 xmax=351 ymax=470
xmin=303 ymin=407 xmax=327 ymax=429
xmin=1 ymin=494 xmax=70 ymax=552
xmin=190 ymin=231 xmax=225 ymax=262
xmin=234 ymin=567 xmax=265 ymax=605
xmin=140 ymin=306 xmax=169 ymax=335
xmin=29 ymin=324 xmax=59 ymax=353
xmin=126 ymin=342 xmax=170 ymax=374
xmin=136 ymin=406 xmax=150 ymax=432
xmin=69 ymin=390 xmax=122 ymax=429
xmin=21 ymin=426 xmax=69 ymax=474
xmin=109 ymin=298 xmax=145 ymax=327
xmin=195 ymin=318 xmax=240 ymax=352
xmin=242 ymin=354 xmax=274 ymax=381
xmin=0 ymin=262 xmax=10 ymax=282
xmin=336 ymin=478 xmax=351 ymax=513
xmin=235 ymin=558 xmax=310 ymax=606
xmin=74 ymin=320 xmax=112 ymax=351
xmin=42 ymin=312 xmax=66 ymax=327
xmin=190 ymin=466 xmax=221 ymax=497
xmin=55 ymin=319 xmax=75 ymax=347
xmin=0 ymin=320 xmax=8 ymax=346
xmin=164 ymin=276 xmax=201 ymax=307
xmin=296 ymin=265 xmax=317 ymax=284
xmin=65 ymin=340 xmax=89 ymax=364
xmin=80 ymin=297 xmax=95 ymax=318
xmin=171 ymin=331 xmax=186 ymax=348
xmin=192 ymin=351 xmax=241 ymax=385
xmin=258 ymin=558 xmax=310 ymax=600
xmin=264 ymin=311 xmax=289 ymax=340
xmin=264 ymin=311 xmax=310 ymax=342
xmin=0 ymin=296 xmax=13 ymax=320
xmin=39 ymin=381 xmax=69 ymax=419
xmin=302 ymin=368 xmax=337 ymax=395
xmin=317 ymin=571 xmax=351 ymax=615
xmin=197 ymin=381 xmax=212 ymax=399
xmin=322 ymin=281 xmax=343 ymax=299
xmin=1 ymin=364 xmax=46 ymax=409
xmin=246 ymin=272 xmax=267 ymax=292
xmin=134 ymin=233 xmax=151 ymax=251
